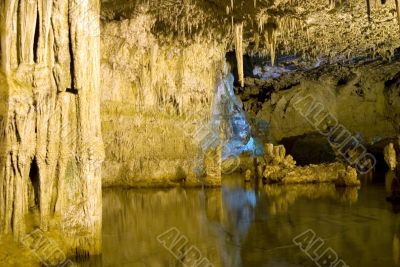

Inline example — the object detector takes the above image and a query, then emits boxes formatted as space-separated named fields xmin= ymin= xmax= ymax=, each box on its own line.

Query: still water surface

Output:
xmin=82 ymin=173 xmax=400 ymax=267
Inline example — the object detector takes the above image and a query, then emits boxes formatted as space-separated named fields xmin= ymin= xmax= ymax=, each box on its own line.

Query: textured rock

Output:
xmin=100 ymin=13 xmax=226 ymax=187
xmin=264 ymin=162 xmax=360 ymax=186
xmin=0 ymin=0 xmax=104 ymax=258
xmin=384 ymin=143 xmax=397 ymax=170
xmin=102 ymin=0 xmax=400 ymax=63
xmin=262 ymin=143 xmax=360 ymax=186
xmin=241 ymin=62 xmax=400 ymax=144
xmin=204 ymin=145 xmax=222 ymax=186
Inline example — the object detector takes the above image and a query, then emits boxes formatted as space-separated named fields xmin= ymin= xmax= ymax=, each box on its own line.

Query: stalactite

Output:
xmin=234 ymin=23 xmax=244 ymax=87
xmin=265 ymin=20 xmax=277 ymax=66
xmin=366 ymin=0 xmax=371 ymax=21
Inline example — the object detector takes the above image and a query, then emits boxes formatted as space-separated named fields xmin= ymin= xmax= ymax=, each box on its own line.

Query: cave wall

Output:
xmin=384 ymin=70 xmax=400 ymax=176
xmin=239 ymin=61 xmax=400 ymax=164
xmin=0 ymin=0 xmax=104 ymax=257
xmin=100 ymin=15 xmax=226 ymax=187
xmin=99 ymin=0 xmax=400 ymax=185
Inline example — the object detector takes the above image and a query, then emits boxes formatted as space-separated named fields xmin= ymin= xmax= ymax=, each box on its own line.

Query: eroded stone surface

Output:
xmin=0 ymin=0 xmax=104 ymax=258
xmin=261 ymin=143 xmax=360 ymax=186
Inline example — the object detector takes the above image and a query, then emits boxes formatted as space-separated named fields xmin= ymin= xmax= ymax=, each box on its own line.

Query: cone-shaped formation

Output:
xmin=234 ymin=23 xmax=244 ymax=87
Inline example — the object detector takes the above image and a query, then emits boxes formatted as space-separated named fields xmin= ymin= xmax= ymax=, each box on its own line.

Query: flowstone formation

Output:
xmin=100 ymin=14 xmax=226 ymax=187
xmin=0 ymin=0 xmax=104 ymax=259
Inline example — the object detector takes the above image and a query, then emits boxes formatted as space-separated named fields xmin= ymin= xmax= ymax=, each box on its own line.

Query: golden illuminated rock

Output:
xmin=245 ymin=169 xmax=252 ymax=181
xmin=0 ymin=0 xmax=103 ymax=258
xmin=262 ymin=143 xmax=360 ymax=186
xmin=385 ymin=143 xmax=398 ymax=171
xmin=204 ymin=145 xmax=222 ymax=186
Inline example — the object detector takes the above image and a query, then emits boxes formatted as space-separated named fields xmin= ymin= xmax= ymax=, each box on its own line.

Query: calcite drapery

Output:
xmin=0 ymin=0 xmax=104 ymax=257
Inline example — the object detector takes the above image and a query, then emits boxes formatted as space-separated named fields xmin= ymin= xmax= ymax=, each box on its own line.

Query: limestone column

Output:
xmin=0 ymin=0 xmax=104 ymax=257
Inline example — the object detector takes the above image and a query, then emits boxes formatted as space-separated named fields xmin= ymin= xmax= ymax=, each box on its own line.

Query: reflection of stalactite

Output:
xmin=234 ymin=23 xmax=244 ymax=87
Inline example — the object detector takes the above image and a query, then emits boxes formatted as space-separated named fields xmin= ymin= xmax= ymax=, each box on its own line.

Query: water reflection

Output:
xmin=385 ymin=170 xmax=400 ymax=266
xmin=263 ymin=184 xmax=359 ymax=215
xmin=79 ymin=174 xmax=400 ymax=266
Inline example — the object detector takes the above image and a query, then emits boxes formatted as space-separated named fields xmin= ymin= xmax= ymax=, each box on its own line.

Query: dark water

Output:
xmin=82 ymin=172 xmax=400 ymax=267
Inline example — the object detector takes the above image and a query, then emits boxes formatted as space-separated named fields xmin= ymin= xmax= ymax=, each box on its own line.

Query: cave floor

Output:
xmin=70 ymin=173 xmax=399 ymax=267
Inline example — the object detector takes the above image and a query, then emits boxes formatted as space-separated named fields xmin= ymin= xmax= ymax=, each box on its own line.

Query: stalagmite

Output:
xmin=234 ymin=23 xmax=244 ymax=87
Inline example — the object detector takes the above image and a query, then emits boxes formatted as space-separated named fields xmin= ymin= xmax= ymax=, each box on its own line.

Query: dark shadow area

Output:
xmin=280 ymin=133 xmax=337 ymax=165
xmin=29 ymin=157 xmax=40 ymax=209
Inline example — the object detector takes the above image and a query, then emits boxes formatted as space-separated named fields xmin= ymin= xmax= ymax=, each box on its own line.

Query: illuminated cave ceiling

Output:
xmin=101 ymin=0 xmax=400 ymax=64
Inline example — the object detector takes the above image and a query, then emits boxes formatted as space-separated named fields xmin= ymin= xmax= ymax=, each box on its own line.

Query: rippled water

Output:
xmin=81 ymin=172 xmax=400 ymax=267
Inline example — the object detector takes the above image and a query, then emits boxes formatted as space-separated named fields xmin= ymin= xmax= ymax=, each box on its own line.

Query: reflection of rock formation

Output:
xmin=264 ymin=184 xmax=359 ymax=215
xmin=102 ymin=188 xmax=223 ymax=266
xmin=393 ymin=184 xmax=400 ymax=266
xmin=386 ymin=170 xmax=400 ymax=213
xmin=101 ymin=184 xmax=256 ymax=266
xmin=215 ymin=179 xmax=256 ymax=267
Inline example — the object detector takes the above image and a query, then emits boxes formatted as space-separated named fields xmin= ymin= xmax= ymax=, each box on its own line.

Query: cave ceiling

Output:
xmin=101 ymin=0 xmax=400 ymax=63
